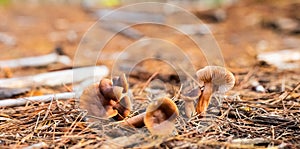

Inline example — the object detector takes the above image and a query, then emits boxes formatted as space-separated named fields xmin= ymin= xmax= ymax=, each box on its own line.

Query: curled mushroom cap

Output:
xmin=80 ymin=76 xmax=132 ymax=121
xmin=112 ymin=74 xmax=129 ymax=93
xmin=196 ymin=66 xmax=235 ymax=114
xmin=144 ymin=97 xmax=179 ymax=135
xmin=99 ymin=79 xmax=123 ymax=101
xmin=79 ymin=83 xmax=118 ymax=119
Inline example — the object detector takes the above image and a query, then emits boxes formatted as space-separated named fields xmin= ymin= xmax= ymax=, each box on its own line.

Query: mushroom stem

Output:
xmin=121 ymin=112 xmax=146 ymax=128
xmin=184 ymin=101 xmax=195 ymax=118
xmin=196 ymin=82 xmax=213 ymax=114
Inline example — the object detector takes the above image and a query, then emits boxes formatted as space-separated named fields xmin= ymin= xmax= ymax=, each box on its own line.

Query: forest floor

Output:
xmin=0 ymin=0 xmax=299 ymax=148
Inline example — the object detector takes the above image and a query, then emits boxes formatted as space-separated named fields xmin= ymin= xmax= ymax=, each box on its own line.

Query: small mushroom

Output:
xmin=99 ymin=78 xmax=123 ymax=101
xmin=196 ymin=66 xmax=235 ymax=114
xmin=79 ymin=77 xmax=132 ymax=121
xmin=122 ymin=97 xmax=179 ymax=136
xmin=144 ymin=97 xmax=179 ymax=135
xmin=181 ymin=87 xmax=201 ymax=118
xmin=112 ymin=73 xmax=129 ymax=93
xmin=79 ymin=83 xmax=118 ymax=119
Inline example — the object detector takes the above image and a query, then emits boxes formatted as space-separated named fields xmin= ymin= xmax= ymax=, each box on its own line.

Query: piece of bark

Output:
xmin=0 ymin=66 xmax=109 ymax=88
xmin=0 ymin=87 xmax=30 ymax=99
xmin=0 ymin=92 xmax=76 ymax=107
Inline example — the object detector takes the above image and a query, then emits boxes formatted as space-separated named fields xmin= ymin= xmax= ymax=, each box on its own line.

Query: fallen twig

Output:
xmin=0 ymin=51 xmax=72 ymax=68
xmin=0 ymin=92 xmax=76 ymax=107
xmin=0 ymin=87 xmax=30 ymax=99
xmin=0 ymin=66 xmax=109 ymax=88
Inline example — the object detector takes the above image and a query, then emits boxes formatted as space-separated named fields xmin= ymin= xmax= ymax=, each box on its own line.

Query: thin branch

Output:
xmin=0 ymin=66 xmax=109 ymax=88
xmin=0 ymin=92 xmax=76 ymax=107
xmin=0 ymin=52 xmax=72 ymax=68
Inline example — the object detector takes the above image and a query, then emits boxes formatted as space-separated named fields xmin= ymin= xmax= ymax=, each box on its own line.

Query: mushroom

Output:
xmin=181 ymin=86 xmax=201 ymax=118
xmin=144 ymin=97 xmax=179 ymax=135
xmin=112 ymin=73 xmax=129 ymax=93
xmin=79 ymin=76 xmax=132 ymax=121
xmin=79 ymin=82 xmax=117 ymax=119
xmin=98 ymin=78 xmax=124 ymax=101
xmin=122 ymin=97 xmax=179 ymax=136
xmin=196 ymin=66 xmax=235 ymax=115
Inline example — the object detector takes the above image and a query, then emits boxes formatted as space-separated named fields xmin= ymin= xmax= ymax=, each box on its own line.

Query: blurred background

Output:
xmin=0 ymin=0 xmax=299 ymax=75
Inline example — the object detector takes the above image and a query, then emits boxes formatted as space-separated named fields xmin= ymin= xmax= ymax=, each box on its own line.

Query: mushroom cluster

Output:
xmin=79 ymin=74 xmax=131 ymax=120
xmin=79 ymin=66 xmax=235 ymax=135
xmin=79 ymin=74 xmax=179 ymax=136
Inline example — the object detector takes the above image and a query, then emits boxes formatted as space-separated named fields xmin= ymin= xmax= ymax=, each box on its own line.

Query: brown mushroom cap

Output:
xmin=80 ymin=76 xmax=132 ymax=121
xmin=99 ymin=79 xmax=116 ymax=100
xmin=196 ymin=66 xmax=235 ymax=93
xmin=144 ymin=97 xmax=179 ymax=135
xmin=112 ymin=74 xmax=129 ymax=93
xmin=99 ymin=78 xmax=126 ymax=101
xmin=112 ymin=95 xmax=132 ymax=120
xmin=79 ymin=83 xmax=118 ymax=119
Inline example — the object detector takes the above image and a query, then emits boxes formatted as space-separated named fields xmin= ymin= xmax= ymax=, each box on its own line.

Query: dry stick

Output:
xmin=0 ymin=92 xmax=76 ymax=107
xmin=138 ymin=71 xmax=159 ymax=95
xmin=281 ymin=82 xmax=300 ymax=114
xmin=65 ymin=112 xmax=85 ymax=136
xmin=0 ymin=87 xmax=30 ymax=99
xmin=43 ymin=97 xmax=54 ymax=121
xmin=0 ymin=52 xmax=72 ymax=68
xmin=0 ymin=66 xmax=109 ymax=88
xmin=282 ymin=82 xmax=300 ymax=100
xmin=271 ymin=82 xmax=300 ymax=105
xmin=34 ymin=111 xmax=42 ymax=131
